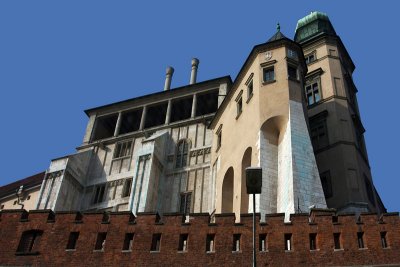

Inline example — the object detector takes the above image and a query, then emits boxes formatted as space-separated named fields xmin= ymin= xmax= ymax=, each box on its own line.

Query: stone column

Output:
xmin=165 ymin=99 xmax=172 ymax=124
xmin=139 ymin=106 xmax=147 ymax=130
xmin=191 ymin=94 xmax=197 ymax=118
xmin=114 ymin=112 xmax=122 ymax=137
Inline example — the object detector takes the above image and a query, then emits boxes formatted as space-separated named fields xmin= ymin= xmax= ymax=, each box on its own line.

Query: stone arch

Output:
xmin=221 ymin=167 xmax=234 ymax=213
xmin=240 ymin=147 xmax=252 ymax=213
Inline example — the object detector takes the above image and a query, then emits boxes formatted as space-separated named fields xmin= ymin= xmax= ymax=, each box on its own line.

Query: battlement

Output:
xmin=0 ymin=209 xmax=399 ymax=266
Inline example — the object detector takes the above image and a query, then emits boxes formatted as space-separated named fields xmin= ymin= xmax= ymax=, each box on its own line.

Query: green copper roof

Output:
xmin=294 ymin=11 xmax=336 ymax=43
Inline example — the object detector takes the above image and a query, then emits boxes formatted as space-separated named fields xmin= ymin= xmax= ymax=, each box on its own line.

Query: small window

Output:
xmin=287 ymin=49 xmax=298 ymax=59
xmin=114 ymin=140 xmax=133 ymax=159
xmin=179 ymin=192 xmax=192 ymax=215
xmin=263 ymin=67 xmax=275 ymax=83
xmin=151 ymin=233 xmax=162 ymax=252
xmin=305 ymin=82 xmax=321 ymax=105
xmin=310 ymin=115 xmax=329 ymax=150
xmin=217 ymin=131 xmax=222 ymax=150
xmin=175 ymin=140 xmax=190 ymax=168
xmin=309 ymin=233 xmax=317 ymax=250
xmin=27 ymin=195 xmax=31 ymax=200
xmin=381 ymin=232 xmax=388 ymax=248
xmin=333 ymin=233 xmax=341 ymax=249
xmin=66 ymin=232 xmax=79 ymax=250
xmin=94 ymin=232 xmax=107 ymax=251
xmin=17 ymin=230 xmax=43 ymax=254
xmin=284 ymin=233 xmax=292 ymax=251
xmin=178 ymin=234 xmax=188 ymax=252
xmin=288 ymin=65 xmax=297 ymax=80
xmin=122 ymin=233 xmax=134 ymax=251
xmin=13 ymin=200 xmax=17 ymax=205
xmin=247 ymin=80 xmax=253 ymax=100
xmin=329 ymin=49 xmax=336 ymax=57
xmin=236 ymin=97 xmax=243 ymax=117
xmin=0 ymin=204 xmax=4 ymax=209
xmin=232 ymin=234 xmax=241 ymax=252
xmin=206 ymin=234 xmax=215 ymax=252
xmin=305 ymin=53 xmax=316 ymax=64
xmin=122 ymin=178 xmax=132 ymax=198
xmin=93 ymin=184 xmax=106 ymax=204
xmin=259 ymin=234 xmax=267 ymax=252
xmin=357 ymin=232 xmax=365 ymax=249
xmin=320 ymin=171 xmax=333 ymax=198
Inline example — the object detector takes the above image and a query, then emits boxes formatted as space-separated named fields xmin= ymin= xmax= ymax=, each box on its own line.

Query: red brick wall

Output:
xmin=0 ymin=209 xmax=399 ymax=267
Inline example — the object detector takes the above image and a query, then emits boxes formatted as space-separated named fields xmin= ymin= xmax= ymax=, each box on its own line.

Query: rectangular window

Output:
xmin=309 ymin=233 xmax=317 ymax=250
xmin=122 ymin=178 xmax=132 ymax=198
xmin=381 ymin=232 xmax=388 ymax=248
xmin=122 ymin=233 xmax=134 ymax=251
xmin=305 ymin=82 xmax=321 ymax=105
xmin=114 ymin=140 xmax=133 ymax=159
xmin=287 ymin=49 xmax=298 ymax=59
xmin=320 ymin=171 xmax=333 ymax=198
xmin=178 ymin=234 xmax=188 ymax=252
xmin=93 ymin=184 xmax=106 ymax=204
xmin=217 ymin=131 xmax=222 ymax=150
xmin=66 ymin=232 xmax=79 ymax=250
xmin=263 ymin=67 xmax=275 ymax=83
xmin=151 ymin=233 xmax=162 ymax=252
xmin=236 ymin=97 xmax=243 ymax=117
xmin=334 ymin=233 xmax=341 ymax=249
xmin=179 ymin=192 xmax=192 ymax=215
xmin=310 ymin=115 xmax=329 ymax=150
xmin=94 ymin=232 xmax=107 ymax=251
xmin=284 ymin=233 xmax=292 ymax=251
xmin=305 ymin=53 xmax=316 ymax=64
xmin=232 ymin=234 xmax=241 ymax=252
xmin=247 ymin=80 xmax=253 ymax=100
xmin=357 ymin=232 xmax=365 ymax=249
xmin=206 ymin=234 xmax=215 ymax=252
xmin=259 ymin=234 xmax=267 ymax=252
xmin=17 ymin=230 xmax=43 ymax=254
xmin=288 ymin=65 xmax=297 ymax=80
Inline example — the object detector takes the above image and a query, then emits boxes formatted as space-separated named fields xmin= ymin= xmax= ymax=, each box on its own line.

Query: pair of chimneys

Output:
xmin=164 ymin=58 xmax=199 ymax=91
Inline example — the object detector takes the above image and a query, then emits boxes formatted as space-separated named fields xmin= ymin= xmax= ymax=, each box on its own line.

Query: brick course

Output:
xmin=0 ymin=209 xmax=399 ymax=267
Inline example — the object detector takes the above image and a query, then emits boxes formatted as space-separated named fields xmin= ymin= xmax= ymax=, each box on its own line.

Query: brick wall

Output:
xmin=0 ymin=209 xmax=399 ymax=267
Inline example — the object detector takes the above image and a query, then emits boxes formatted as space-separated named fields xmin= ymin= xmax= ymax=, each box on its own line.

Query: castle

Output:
xmin=0 ymin=11 xmax=396 ymax=267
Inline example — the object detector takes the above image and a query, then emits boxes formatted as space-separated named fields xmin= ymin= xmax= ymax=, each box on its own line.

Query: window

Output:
xmin=263 ymin=67 xmax=275 ymax=83
xmin=178 ymin=234 xmax=188 ymax=252
xmin=333 ymin=233 xmax=341 ymax=249
xmin=151 ymin=233 xmax=162 ymax=252
xmin=357 ymin=232 xmax=365 ymax=249
xmin=13 ymin=200 xmax=17 ymax=205
xmin=381 ymin=232 xmax=388 ymax=248
xmin=0 ymin=204 xmax=4 ymax=209
xmin=305 ymin=82 xmax=321 ymax=105
xmin=122 ymin=233 xmax=134 ymax=251
xmin=206 ymin=234 xmax=215 ymax=252
xmin=236 ymin=96 xmax=243 ymax=117
xmin=287 ymin=49 xmax=298 ymax=59
xmin=305 ymin=53 xmax=316 ymax=64
xmin=259 ymin=234 xmax=267 ymax=252
xmin=320 ymin=171 xmax=333 ymax=198
xmin=93 ymin=184 xmax=106 ymax=204
xmin=66 ymin=232 xmax=79 ymax=250
xmin=309 ymin=233 xmax=317 ymax=250
xmin=17 ymin=230 xmax=43 ymax=254
xmin=247 ymin=79 xmax=253 ymax=100
xmin=27 ymin=195 xmax=31 ymax=200
xmin=216 ymin=125 xmax=222 ymax=151
xmin=179 ymin=192 xmax=192 ymax=215
xmin=94 ymin=232 xmax=107 ymax=251
xmin=232 ymin=234 xmax=241 ymax=252
xmin=288 ymin=65 xmax=297 ymax=80
xmin=122 ymin=178 xmax=132 ymax=198
xmin=310 ymin=114 xmax=329 ymax=150
xmin=284 ymin=233 xmax=292 ymax=251
xmin=175 ymin=140 xmax=189 ymax=168
xmin=114 ymin=140 xmax=133 ymax=159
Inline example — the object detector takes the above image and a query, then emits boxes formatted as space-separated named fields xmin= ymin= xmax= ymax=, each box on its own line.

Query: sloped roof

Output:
xmin=0 ymin=172 xmax=45 ymax=199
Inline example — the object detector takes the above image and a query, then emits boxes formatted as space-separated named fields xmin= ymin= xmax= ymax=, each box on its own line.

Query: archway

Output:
xmin=221 ymin=167 xmax=234 ymax=213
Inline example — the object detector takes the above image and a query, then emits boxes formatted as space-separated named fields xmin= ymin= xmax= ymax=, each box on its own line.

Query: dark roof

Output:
xmin=267 ymin=31 xmax=289 ymax=42
xmin=0 ymin=172 xmax=45 ymax=199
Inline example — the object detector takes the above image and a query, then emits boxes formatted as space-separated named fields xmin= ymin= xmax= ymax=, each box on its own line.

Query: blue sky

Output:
xmin=0 ymin=1 xmax=399 ymax=212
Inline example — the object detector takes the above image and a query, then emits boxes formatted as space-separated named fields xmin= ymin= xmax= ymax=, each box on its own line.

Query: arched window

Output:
xmin=175 ymin=140 xmax=190 ymax=168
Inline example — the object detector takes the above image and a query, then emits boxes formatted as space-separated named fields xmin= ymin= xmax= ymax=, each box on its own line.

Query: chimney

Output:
xmin=190 ymin=58 xmax=199 ymax=84
xmin=164 ymin=66 xmax=174 ymax=91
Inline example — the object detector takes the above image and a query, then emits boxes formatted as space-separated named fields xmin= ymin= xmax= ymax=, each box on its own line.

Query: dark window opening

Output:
xmin=122 ymin=233 xmax=134 ymax=251
xmin=206 ymin=234 xmax=215 ymax=252
xmin=306 ymin=82 xmax=321 ymax=105
xmin=357 ymin=232 xmax=365 ymax=248
xmin=232 ymin=234 xmax=241 ymax=252
xmin=320 ymin=171 xmax=333 ymax=198
xmin=364 ymin=175 xmax=375 ymax=205
xmin=176 ymin=140 xmax=190 ymax=168
xmin=309 ymin=233 xmax=317 ymax=250
xmin=170 ymin=97 xmax=193 ymax=123
xmin=305 ymin=54 xmax=315 ymax=64
xmin=217 ymin=131 xmax=222 ymax=150
xmin=94 ymin=232 xmax=107 ymax=251
xmin=102 ymin=212 xmax=110 ymax=224
xmin=114 ymin=140 xmax=133 ymax=159
xmin=17 ymin=230 xmax=43 ymax=254
xmin=288 ymin=65 xmax=297 ymax=80
xmin=236 ymin=97 xmax=243 ymax=116
xmin=145 ymin=102 xmax=168 ymax=129
xmin=92 ymin=114 xmax=119 ymax=141
xmin=247 ymin=80 xmax=253 ymax=99
xmin=93 ymin=184 xmax=106 ymax=204
xmin=332 ymin=215 xmax=338 ymax=223
xmin=310 ymin=115 xmax=329 ymax=150
xmin=196 ymin=90 xmax=218 ymax=116
xmin=259 ymin=234 xmax=267 ymax=252
xmin=66 ymin=232 xmax=79 ymax=250
xmin=179 ymin=192 xmax=192 ymax=215
xmin=381 ymin=232 xmax=388 ymax=248
xmin=263 ymin=67 xmax=275 ymax=82
xmin=119 ymin=109 xmax=142 ymax=135
xmin=284 ymin=233 xmax=292 ymax=251
xmin=334 ymin=233 xmax=341 ymax=249
xmin=178 ymin=234 xmax=188 ymax=252
xmin=122 ymin=178 xmax=132 ymax=198
xmin=151 ymin=233 xmax=161 ymax=252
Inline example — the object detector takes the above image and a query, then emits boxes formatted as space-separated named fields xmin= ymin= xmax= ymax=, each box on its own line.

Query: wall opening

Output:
xmin=119 ymin=109 xmax=142 ymax=134
xmin=221 ymin=167 xmax=234 ymax=213
xmin=196 ymin=90 xmax=218 ymax=116
xmin=145 ymin=102 xmax=168 ymax=129
xmin=91 ymin=114 xmax=119 ymax=141
xmin=170 ymin=96 xmax=193 ymax=123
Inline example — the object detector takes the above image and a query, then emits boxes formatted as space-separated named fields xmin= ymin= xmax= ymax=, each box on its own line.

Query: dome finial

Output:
xmin=277 ymin=23 xmax=281 ymax=32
